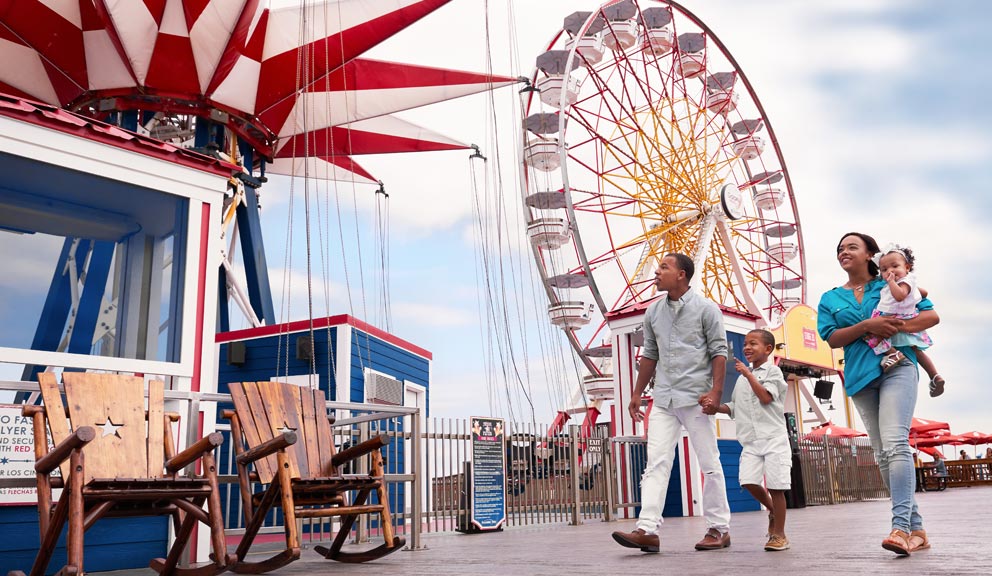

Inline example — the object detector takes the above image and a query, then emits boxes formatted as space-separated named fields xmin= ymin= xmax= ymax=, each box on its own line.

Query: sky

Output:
xmin=1 ymin=0 xmax=988 ymax=445
xmin=236 ymin=0 xmax=992 ymax=442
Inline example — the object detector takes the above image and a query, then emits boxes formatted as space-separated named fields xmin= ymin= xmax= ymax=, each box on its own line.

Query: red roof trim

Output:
xmin=0 ymin=92 xmax=238 ymax=178
xmin=216 ymin=314 xmax=433 ymax=360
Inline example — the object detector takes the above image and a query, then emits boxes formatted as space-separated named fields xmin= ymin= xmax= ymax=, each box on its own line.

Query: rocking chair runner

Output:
xmin=223 ymin=380 xmax=404 ymax=573
xmin=9 ymin=372 xmax=230 ymax=576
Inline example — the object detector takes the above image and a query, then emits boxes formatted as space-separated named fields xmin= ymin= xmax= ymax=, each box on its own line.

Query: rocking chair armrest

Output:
xmin=237 ymin=432 xmax=298 ymax=466
xmin=331 ymin=434 xmax=390 ymax=468
xmin=165 ymin=432 xmax=225 ymax=474
xmin=220 ymin=409 xmax=235 ymax=420
xmin=22 ymin=405 xmax=45 ymax=417
xmin=36 ymin=426 xmax=96 ymax=475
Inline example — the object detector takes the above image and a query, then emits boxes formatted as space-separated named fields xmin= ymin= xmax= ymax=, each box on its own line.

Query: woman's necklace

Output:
xmin=845 ymin=282 xmax=866 ymax=293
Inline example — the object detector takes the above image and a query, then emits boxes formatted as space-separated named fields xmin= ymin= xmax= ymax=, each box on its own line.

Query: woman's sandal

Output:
xmin=880 ymin=350 xmax=906 ymax=372
xmin=881 ymin=528 xmax=912 ymax=556
xmin=908 ymin=529 xmax=930 ymax=552
xmin=929 ymin=375 xmax=945 ymax=398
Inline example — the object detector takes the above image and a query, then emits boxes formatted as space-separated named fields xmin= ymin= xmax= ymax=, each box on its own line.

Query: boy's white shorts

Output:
xmin=738 ymin=435 xmax=792 ymax=490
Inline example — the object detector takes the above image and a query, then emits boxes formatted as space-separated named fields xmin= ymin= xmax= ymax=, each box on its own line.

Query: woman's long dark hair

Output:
xmin=837 ymin=232 xmax=880 ymax=277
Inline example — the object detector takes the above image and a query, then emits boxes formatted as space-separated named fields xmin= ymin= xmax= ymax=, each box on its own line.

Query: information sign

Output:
xmin=469 ymin=416 xmax=506 ymax=531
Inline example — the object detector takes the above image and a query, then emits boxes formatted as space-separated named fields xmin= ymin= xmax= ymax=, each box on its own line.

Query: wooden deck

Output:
xmin=95 ymin=485 xmax=992 ymax=576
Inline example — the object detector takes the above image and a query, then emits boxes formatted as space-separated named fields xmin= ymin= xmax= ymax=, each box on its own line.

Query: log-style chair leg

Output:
xmin=320 ymin=488 xmax=371 ymax=558
xmin=202 ymin=452 xmax=229 ymax=568
xmin=65 ymin=451 xmax=86 ymax=575
xmin=235 ymin=477 xmax=282 ymax=561
xmin=371 ymin=452 xmax=396 ymax=548
xmin=153 ymin=498 xmax=202 ymax=576
xmin=275 ymin=451 xmax=299 ymax=553
xmin=27 ymin=487 xmax=72 ymax=576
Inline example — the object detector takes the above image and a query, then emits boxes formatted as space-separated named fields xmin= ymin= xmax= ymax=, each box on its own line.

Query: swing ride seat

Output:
xmin=8 ymin=373 xmax=230 ymax=576
xmin=222 ymin=381 xmax=404 ymax=573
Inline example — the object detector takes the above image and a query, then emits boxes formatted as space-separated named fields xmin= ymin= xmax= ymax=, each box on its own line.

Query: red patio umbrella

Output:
xmin=915 ymin=433 xmax=967 ymax=448
xmin=910 ymin=417 xmax=950 ymax=436
xmin=957 ymin=431 xmax=992 ymax=445
xmin=805 ymin=422 xmax=867 ymax=439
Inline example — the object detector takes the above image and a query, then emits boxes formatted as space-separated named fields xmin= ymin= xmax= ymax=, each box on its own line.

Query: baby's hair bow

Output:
xmin=872 ymin=242 xmax=911 ymax=266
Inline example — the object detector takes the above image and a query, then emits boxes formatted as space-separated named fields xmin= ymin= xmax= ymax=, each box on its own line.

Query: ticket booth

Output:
xmin=0 ymin=97 xmax=232 ymax=572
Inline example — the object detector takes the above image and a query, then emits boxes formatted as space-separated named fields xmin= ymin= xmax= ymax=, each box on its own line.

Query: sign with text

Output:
xmin=0 ymin=404 xmax=40 ymax=504
xmin=469 ymin=417 xmax=506 ymax=531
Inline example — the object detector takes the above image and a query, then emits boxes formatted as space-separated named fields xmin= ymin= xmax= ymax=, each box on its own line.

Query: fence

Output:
xmin=423 ymin=419 xmax=616 ymax=532
xmin=797 ymin=436 xmax=888 ymax=505
xmin=944 ymin=458 xmax=992 ymax=487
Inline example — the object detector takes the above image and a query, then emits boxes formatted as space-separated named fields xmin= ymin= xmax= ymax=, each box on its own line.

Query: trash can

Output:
xmin=784 ymin=412 xmax=806 ymax=508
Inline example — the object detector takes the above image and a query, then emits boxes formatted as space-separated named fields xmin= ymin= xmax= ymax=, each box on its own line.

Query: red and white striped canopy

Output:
xmin=0 ymin=0 xmax=515 ymax=182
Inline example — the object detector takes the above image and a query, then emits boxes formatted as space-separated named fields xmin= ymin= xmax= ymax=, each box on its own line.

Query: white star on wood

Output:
xmin=98 ymin=418 xmax=123 ymax=438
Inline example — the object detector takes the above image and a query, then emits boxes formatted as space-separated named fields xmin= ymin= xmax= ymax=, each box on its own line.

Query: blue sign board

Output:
xmin=470 ymin=417 xmax=506 ymax=531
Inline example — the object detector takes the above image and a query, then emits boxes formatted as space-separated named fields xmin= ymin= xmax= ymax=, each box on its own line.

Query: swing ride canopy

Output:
xmin=0 ymin=0 xmax=517 ymax=182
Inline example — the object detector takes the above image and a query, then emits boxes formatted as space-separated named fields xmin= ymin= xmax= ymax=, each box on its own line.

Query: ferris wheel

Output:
xmin=520 ymin=0 xmax=805 ymax=401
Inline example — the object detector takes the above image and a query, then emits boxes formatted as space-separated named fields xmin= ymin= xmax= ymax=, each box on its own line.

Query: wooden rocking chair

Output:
xmin=222 ymin=380 xmax=404 ymax=573
xmin=9 ymin=373 xmax=230 ymax=576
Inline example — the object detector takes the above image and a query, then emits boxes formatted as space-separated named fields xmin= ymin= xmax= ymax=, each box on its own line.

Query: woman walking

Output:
xmin=817 ymin=232 xmax=939 ymax=555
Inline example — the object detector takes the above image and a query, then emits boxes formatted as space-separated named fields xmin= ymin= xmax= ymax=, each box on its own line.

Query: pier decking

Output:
xmin=93 ymin=485 xmax=992 ymax=576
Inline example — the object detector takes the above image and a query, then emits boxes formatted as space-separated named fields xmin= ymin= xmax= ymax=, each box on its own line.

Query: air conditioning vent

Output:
xmin=365 ymin=372 xmax=403 ymax=406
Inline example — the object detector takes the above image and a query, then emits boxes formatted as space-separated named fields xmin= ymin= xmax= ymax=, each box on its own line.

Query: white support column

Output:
xmin=691 ymin=211 xmax=718 ymax=294
xmin=335 ymin=324 xmax=353 ymax=419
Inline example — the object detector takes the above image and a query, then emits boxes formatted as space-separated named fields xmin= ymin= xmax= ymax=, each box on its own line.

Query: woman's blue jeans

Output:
xmin=851 ymin=360 xmax=923 ymax=533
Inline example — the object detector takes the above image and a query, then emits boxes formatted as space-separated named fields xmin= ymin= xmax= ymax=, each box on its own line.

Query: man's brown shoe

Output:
xmin=612 ymin=529 xmax=660 ymax=553
xmin=694 ymin=528 xmax=731 ymax=550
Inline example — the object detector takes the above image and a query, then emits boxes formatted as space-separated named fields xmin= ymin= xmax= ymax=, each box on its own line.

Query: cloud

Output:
xmin=392 ymin=301 xmax=476 ymax=328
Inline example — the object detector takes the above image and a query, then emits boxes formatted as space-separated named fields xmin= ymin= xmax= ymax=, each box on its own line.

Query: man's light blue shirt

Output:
xmin=642 ymin=289 xmax=728 ymax=409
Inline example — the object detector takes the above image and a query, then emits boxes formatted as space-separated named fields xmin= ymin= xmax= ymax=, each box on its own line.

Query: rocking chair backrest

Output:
xmin=229 ymin=381 xmax=336 ymax=484
xmin=38 ymin=372 xmax=166 ymax=483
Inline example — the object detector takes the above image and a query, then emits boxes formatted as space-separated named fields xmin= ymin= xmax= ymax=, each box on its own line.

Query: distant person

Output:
xmin=863 ymin=244 xmax=945 ymax=397
xmin=960 ymin=450 xmax=970 ymax=460
xmin=934 ymin=455 xmax=947 ymax=476
xmin=611 ymin=253 xmax=731 ymax=553
xmin=818 ymin=232 xmax=939 ymax=556
xmin=703 ymin=329 xmax=791 ymax=551
xmin=985 ymin=447 xmax=992 ymax=460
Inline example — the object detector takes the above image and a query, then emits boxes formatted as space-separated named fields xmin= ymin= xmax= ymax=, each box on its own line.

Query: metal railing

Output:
xmin=422 ymin=419 xmax=616 ymax=531
xmin=798 ymin=436 xmax=888 ymax=505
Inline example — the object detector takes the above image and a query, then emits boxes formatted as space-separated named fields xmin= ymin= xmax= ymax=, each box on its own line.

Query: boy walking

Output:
xmin=703 ymin=329 xmax=792 ymax=551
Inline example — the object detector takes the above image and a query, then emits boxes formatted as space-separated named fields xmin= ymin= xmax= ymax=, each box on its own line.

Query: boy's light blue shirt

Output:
xmin=817 ymin=278 xmax=933 ymax=397
xmin=725 ymin=361 xmax=788 ymax=444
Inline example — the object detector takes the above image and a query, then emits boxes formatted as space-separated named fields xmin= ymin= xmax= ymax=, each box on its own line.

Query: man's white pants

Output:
xmin=635 ymin=403 xmax=731 ymax=535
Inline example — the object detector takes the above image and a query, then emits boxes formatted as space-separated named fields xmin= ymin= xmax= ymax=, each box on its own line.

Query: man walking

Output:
xmin=611 ymin=252 xmax=732 ymax=552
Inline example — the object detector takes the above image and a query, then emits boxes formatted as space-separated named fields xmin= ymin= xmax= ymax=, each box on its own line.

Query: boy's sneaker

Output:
xmin=765 ymin=535 xmax=790 ymax=551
